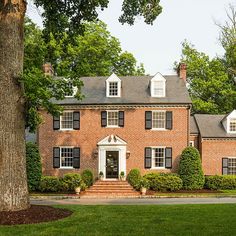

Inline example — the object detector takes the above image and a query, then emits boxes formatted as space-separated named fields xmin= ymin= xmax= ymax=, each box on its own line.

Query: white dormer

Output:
xmin=222 ymin=110 xmax=236 ymax=133
xmin=150 ymin=73 xmax=166 ymax=97
xmin=106 ymin=73 xmax=121 ymax=97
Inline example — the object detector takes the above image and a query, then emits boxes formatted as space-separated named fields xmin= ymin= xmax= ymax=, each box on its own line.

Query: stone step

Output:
xmin=90 ymin=185 xmax=133 ymax=190
xmin=85 ymin=189 xmax=137 ymax=193
xmin=95 ymin=181 xmax=129 ymax=185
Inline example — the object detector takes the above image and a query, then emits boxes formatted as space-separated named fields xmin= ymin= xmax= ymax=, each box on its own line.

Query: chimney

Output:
xmin=178 ymin=63 xmax=187 ymax=82
xmin=42 ymin=63 xmax=54 ymax=76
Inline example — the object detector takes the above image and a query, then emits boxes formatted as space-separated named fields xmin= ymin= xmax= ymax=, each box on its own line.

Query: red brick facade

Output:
xmin=38 ymin=106 xmax=189 ymax=177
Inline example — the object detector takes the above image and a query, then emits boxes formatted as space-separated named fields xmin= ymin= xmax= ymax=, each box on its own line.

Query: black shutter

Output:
xmin=222 ymin=158 xmax=228 ymax=175
xmin=53 ymin=116 xmax=60 ymax=130
xmin=73 ymin=112 xmax=80 ymax=130
xmin=101 ymin=111 xmax=107 ymax=127
xmin=73 ymin=148 xmax=80 ymax=168
xmin=166 ymin=111 xmax=173 ymax=130
xmin=118 ymin=111 xmax=124 ymax=127
xmin=145 ymin=147 xmax=152 ymax=168
xmin=53 ymin=147 xmax=60 ymax=168
xmin=145 ymin=111 xmax=152 ymax=129
xmin=165 ymin=147 xmax=172 ymax=169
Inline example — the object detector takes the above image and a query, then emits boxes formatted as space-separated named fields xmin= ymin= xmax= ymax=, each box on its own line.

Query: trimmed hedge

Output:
xmin=26 ymin=142 xmax=42 ymax=191
xmin=39 ymin=176 xmax=62 ymax=192
xmin=205 ymin=175 xmax=236 ymax=190
xmin=144 ymin=173 xmax=183 ymax=192
xmin=127 ymin=169 xmax=142 ymax=190
xmin=61 ymin=173 xmax=82 ymax=192
xmin=81 ymin=169 xmax=94 ymax=187
xmin=179 ymin=147 xmax=205 ymax=190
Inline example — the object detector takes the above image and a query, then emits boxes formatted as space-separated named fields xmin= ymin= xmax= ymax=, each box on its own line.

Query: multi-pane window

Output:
xmin=152 ymin=148 xmax=165 ymax=168
xmin=61 ymin=148 xmax=73 ymax=168
xmin=153 ymin=81 xmax=164 ymax=97
xmin=65 ymin=82 xmax=74 ymax=97
xmin=189 ymin=141 xmax=195 ymax=147
xmin=107 ymin=111 xmax=119 ymax=127
xmin=228 ymin=158 xmax=236 ymax=175
xmin=230 ymin=118 xmax=236 ymax=132
xmin=152 ymin=111 xmax=166 ymax=129
xmin=61 ymin=112 xmax=73 ymax=129
xmin=109 ymin=82 xmax=118 ymax=96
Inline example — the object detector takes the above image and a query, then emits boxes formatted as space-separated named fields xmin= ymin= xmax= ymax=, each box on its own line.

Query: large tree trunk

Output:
xmin=0 ymin=0 xmax=29 ymax=211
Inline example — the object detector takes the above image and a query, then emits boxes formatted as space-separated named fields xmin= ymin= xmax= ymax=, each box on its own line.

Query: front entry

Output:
xmin=106 ymin=151 xmax=119 ymax=179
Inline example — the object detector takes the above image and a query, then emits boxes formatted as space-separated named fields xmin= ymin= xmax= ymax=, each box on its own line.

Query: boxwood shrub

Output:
xmin=39 ymin=176 xmax=62 ymax=192
xmin=144 ymin=173 xmax=183 ymax=192
xmin=205 ymin=175 xmax=236 ymax=190
xmin=61 ymin=173 xmax=82 ymax=192
xmin=26 ymin=142 xmax=42 ymax=191
xmin=179 ymin=147 xmax=205 ymax=190
xmin=127 ymin=169 xmax=142 ymax=190
xmin=81 ymin=169 xmax=94 ymax=187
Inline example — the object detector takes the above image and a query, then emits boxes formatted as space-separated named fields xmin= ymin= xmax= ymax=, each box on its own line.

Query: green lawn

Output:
xmin=1 ymin=204 xmax=236 ymax=236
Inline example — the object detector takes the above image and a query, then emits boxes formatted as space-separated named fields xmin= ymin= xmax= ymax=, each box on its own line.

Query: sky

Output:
xmin=27 ymin=0 xmax=234 ymax=75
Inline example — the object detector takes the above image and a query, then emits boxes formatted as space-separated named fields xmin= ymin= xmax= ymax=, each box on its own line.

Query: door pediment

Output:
xmin=98 ymin=135 xmax=127 ymax=146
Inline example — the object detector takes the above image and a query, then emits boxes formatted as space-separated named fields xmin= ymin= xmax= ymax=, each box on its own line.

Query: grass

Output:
xmin=1 ymin=204 xmax=236 ymax=235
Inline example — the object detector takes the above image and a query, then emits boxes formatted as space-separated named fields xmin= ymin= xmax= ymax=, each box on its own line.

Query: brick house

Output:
xmin=37 ymin=65 xmax=236 ymax=179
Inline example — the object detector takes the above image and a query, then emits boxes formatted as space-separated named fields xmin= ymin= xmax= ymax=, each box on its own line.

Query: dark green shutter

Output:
xmin=101 ymin=111 xmax=107 ymax=127
xmin=166 ymin=111 xmax=173 ymax=130
xmin=145 ymin=111 xmax=152 ymax=129
xmin=73 ymin=112 xmax=80 ymax=130
xmin=73 ymin=148 xmax=80 ymax=168
xmin=53 ymin=147 xmax=60 ymax=168
xmin=118 ymin=111 xmax=124 ymax=127
xmin=165 ymin=147 xmax=172 ymax=169
xmin=222 ymin=158 xmax=228 ymax=175
xmin=145 ymin=147 xmax=152 ymax=168
xmin=53 ymin=116 xmax=60 ymax=130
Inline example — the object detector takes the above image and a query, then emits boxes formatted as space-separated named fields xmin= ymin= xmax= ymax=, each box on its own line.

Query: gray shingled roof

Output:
xmin=194 ymin=114 xmax=236 ymax=138
xmin=53 ymin=75 xmax=192 ymax=105
xmin=190 ymin=116 xmax=199 ymax=134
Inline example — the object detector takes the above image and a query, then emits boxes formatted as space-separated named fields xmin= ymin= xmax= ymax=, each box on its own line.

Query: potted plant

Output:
xmin=99 ymin=171 xmax=104 ymax=180
xmin=120 ymin=171 xmax=125 ymax=181
xmin=75 ymin=186 xmax=81 ymax=194
xmin=139 ymin=178 xmax=150 ymax=195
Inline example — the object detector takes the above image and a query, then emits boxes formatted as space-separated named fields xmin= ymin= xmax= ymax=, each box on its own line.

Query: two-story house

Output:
xmin=37 ymin=64 xmax=236 ymax=179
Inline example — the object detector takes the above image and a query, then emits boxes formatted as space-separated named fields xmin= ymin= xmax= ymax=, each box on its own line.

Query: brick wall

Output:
xmin=38 ymin=106 xmax=189 ymax=177
xmin=201 ymin=139 xmax=236 ymax=175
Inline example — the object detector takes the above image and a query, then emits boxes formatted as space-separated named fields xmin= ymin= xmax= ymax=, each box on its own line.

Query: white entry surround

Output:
xmin=97 ymin=135 xmax=127 ymax=179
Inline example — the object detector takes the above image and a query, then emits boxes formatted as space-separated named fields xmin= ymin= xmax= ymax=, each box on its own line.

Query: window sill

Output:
xmin=59 ymin=167 xmax=74 ymax=170
xmin=151 ymin=128 xmax=167 ymax=131
xmin=150 ymin=167 xmax=166 ymax=170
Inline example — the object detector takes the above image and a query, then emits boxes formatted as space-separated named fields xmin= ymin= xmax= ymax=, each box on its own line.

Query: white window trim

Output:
xmin=150 ymin=73 xmax=166 ymax=98
xmin=106 ymin=110 xmax=120 ymax=128
xmin=151 ymin=110 xmax=167 ymax=130
xmin=60 ymin=111 xmax=74 ymax=131
xmin=59 ymin=146 xmax=74 ymax=169
xmin=227 ymin=157 xmax=236 ymax=175
xmin=106 ymin=73 xmax=121 ymax=98
xmin=150 ymin=146 xmax=166 ymax=170
xmin=63 ymin=78 xmax=77 ymax=98
xmin=189 ymin=141 xmax=195 ymax=147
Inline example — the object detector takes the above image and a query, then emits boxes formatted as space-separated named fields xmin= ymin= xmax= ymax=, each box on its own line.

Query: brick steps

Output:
xmin=80 ymin=180 xmax=140 ymax=199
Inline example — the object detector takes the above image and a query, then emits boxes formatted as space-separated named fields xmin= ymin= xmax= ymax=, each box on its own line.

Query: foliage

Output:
xmin=61 ymin=173 xmax=82 ymax=192
xmin=99 ymin=171 xmax=104 ymax=177
xmin=120 ymin=171 xmax=125 ymax=177
xmin=38 ymin=176 xmax=62 ymax=192
xmin=127 ymin=169 xmax=142 ymax=190
xmin=179 ymin=147 xmax=205 ymax=190
xmin=26 ymin=142 xmax=42 ymax=192
xmin=81 ymin=169 xmax=94 ymax=187
xmin=178 ymin=41 xmax=236 ymax=114
xmin=144 ymin=173 xmax=183 ymax=192
xmin=139 ymin=177 xmax=150 ymax=189
xmin=205 ymin=175 xmax=236 ymax=190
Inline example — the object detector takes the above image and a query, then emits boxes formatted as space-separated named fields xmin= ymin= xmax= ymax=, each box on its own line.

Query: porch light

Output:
xmin=126 ymin=151 xmax=131 ymax=159
xmin=93 ymin=149 xmax=98 ymax=158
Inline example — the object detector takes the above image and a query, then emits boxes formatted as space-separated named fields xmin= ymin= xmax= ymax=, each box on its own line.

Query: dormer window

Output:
xmin=106 ymin=73 xmax=121 ymax=97
xmin=150 ymin=73 xmax=166 ymax=97
xmin=109 ymin=82 xmax=118 ymax=96
xmin=64 ymin=79 xmax=77 ymax=98
xmin=230 ymin=118 xmax=236 ymax=132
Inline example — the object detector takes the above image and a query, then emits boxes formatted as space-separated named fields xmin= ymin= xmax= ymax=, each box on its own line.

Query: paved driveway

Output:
xmin=31 ymin=197 xmax=236 ymax=205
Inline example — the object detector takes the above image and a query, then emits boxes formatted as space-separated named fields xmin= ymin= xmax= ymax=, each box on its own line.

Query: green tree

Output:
xmin=0 ymin=0 xmax=162 ymax=211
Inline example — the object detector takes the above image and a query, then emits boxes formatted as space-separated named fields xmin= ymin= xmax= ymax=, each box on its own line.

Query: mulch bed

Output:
xmin=0 ymin=205 xmax=72 ymax=225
